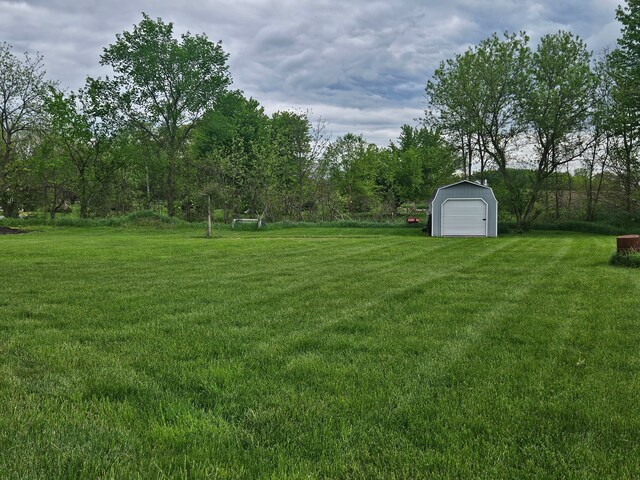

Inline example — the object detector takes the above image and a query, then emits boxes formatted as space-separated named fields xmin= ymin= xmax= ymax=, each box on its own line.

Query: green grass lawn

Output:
xmin=1 ymin=225 xmax=639 ymax=478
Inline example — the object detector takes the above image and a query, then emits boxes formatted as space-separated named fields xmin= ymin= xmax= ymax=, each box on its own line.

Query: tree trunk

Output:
xmin=80 ymin=174 xmax=88 ymax=218
xmin=0 ymin=140 xmax=18 ymax=218
xmin=566 ymin=168 xmax=573 ymax=214
xmin=554 ymin=172 xmax=561 ymax=221
xmin=476 ymin=134 xmax=486 ymax=184
xmin=297 ymin=181 xmax=303 ymax=222
xmin=460 ymin=133 xmax=467 ymax=179
xmin=167 ymin=154 xmax=176 ymax=217
xmin=467 ymin=134 xmax=473 ymax=179
xmin=50 ymin=187 xmax=57 ymax=220
xmin=206 ymin=194 xmax=212 ymax=238
xmin=625 ymin=157 xmax=633 ymax=214
xmin=514 ymin=210 xmax=523 ymax=232
xmin=145 ymin=166 xmax=151 ymax=209
xmin=586 ymin=172 xmax=594 ymax=222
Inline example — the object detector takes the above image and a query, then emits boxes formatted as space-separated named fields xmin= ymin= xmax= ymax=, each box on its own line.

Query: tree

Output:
xmin=322 ymin=134 xmax=381 ymax=214
xmin=579 ymin=54 xmax=618 ymax=222
xmin=44 ymin=88 xmax=111 ymax=217
xmin=270 ymin=111 xmax=313 ymax=220
xmin=388 ymin=125 xmax=458 ymax=210
xmin=427 ymin=33 xmax=530 ymax=225
xmin=192 ymin=91 xmax=271 ymax=221
xmin=91 ymin=13 xmax=232 ymax=216
xmin=0 ymin=43 xmax=52 ymax=217
xmin=615 ymin=0 xmax=640 ymax=118
xmin=606 ymin=1 xmax=640 ymax=215
xmin=426 ymin=31 xmax=596 ymax=229
xmin=579 ymin=136 xmax=609 ymax=222
xmin=29 ymin=131 xmax=75 ymax=219
xmin=520 ymin=31 xmax=597 ymax=222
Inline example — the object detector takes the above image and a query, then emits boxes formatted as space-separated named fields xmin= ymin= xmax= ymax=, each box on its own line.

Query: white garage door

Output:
xmin=442 ymin=199 xmax=487 ymax=236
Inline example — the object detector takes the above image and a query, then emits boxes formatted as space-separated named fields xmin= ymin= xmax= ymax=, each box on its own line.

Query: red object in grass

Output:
xmin=406 ymin=217 xmax=421 ymax=224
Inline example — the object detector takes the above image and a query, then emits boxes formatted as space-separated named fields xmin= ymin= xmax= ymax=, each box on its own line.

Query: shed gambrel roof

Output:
xmin=429 ymin=180 xmax=495 ymax=204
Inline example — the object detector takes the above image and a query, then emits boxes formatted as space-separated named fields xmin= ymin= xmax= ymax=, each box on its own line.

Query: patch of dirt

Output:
xmin=0 ymin=226 xmax=28 ymax=235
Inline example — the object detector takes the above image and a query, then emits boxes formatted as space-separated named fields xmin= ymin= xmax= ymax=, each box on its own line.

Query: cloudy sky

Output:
xmin=0 ymin=0 xmax=624 ymax=145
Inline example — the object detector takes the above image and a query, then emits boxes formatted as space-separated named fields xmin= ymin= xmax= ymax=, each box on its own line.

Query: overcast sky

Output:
xmin=0 ymin=0 xmax=624 ymax=145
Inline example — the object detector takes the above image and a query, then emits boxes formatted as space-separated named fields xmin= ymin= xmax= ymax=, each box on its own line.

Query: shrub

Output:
xmin=268 ymin=220 xmax=414 ymax=229
xmin=119 ymin=210 xmax=182 ymax=228
xmin=610 ymin=251 xmax=640 ymax=268
xmin=230 ymin=220 xmax=264 ymax=231
xmin=499 ymin=221 xmax=633 ymax=236
xmin=0 ymin=210 xmax=192 ymax=228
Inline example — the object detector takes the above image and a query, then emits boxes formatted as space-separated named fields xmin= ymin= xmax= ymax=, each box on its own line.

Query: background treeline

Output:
xmin=1 ymin=2 xmax=639 ymax=230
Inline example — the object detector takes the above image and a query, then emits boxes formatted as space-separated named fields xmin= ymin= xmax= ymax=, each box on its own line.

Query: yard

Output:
xmin=1 ymin=225 xmax=639 ymax=478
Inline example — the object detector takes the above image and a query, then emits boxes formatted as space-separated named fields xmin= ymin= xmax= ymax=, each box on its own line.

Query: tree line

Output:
xmin=1 ymin=3 xmax=639 ymax=229
xmin=427 ymin=1 xmax=640 ymax=229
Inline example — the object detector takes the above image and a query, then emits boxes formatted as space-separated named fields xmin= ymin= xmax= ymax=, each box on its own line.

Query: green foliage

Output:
xmin=0 ymin=42 xmax=52 ymax=217
xmin=478 ymin=169 xmax=538 ymax=220
xmin=42 ymin=88 xmax=112 ymax=218
xmin=269 ymin=110 xmax=313 ymax=220
xmin=194 ymin=91 xmax=271 ymax=159
xmin=4 ymin=5 xmax=640 ymax=228
xmin=386 ymin=125 xmax=458 ymax=207
xmin=526 ymin=31 xmax=595 ymax=139
xmin=610 ymin=250 xmax=640 ymax=267
xmin=191 ymin=91 xmax=272 ymax=219
xmin=117 ymin=210 xmax=183 ymax=227
xmin=592 ymin=22 xmax=640 ymax=218
xmin=321 ymin=134 xmax=382 ymax=214
xmin=427 ymin=31 xmax=596 ymax=229
xmin=0 ymin=210 xmax=186 ymax=228
xmin=499 ymin=220 xmax=634 ymax=236
xmin=615 ymin=0 xmax=640 ymax=117
xmin=91 ymin=13 xmax=232 ymax=216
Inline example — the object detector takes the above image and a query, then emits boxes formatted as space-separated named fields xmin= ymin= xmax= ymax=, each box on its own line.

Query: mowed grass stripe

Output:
xmin=233 ymin=238 xmax=572 ymax=476
xmin=393 ymin=234 xmax=640 ymax=478
xmin=365 ymin=240 xmax=576 ymax=476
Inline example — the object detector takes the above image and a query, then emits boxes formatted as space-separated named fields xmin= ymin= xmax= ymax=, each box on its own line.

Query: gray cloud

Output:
xmin=0 ymin=0 xmax=623 ymax=145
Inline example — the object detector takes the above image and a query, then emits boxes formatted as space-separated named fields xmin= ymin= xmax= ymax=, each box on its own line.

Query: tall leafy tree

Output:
xmin=0 ymin=43 xmax=52 ymax=217
xmin=388 ymin=125 xmax=458 ymax=209
xmin=192 ymin=91 xmax=271 ymax=221
xmin=270 ymin=111 xmax=313 ymax=220
xmin=520 ymin=31 xmax=597 ymax=221
xmin=322 ymin=134 xmax=381 ymax=214
xmin=29 ymin=131 xmax=75 ymax=219
xmin=44 ymin=88 xmax=111 ymax=217
xmin=614 ymin=0 xmax=640 ymax=117
xmin=427 ymin=32 xmax=530 ymax=225
xmin=427 ymin=31 xmax=595 ymax=229
xmin=606 ymin=1 xmax=640 ymax=214
xmin=91 ymin=13 xmax=231 ymax=216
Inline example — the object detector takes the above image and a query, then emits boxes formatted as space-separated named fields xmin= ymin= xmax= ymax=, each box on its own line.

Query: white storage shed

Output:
xmin=430 ymin=180 xmax=498 ymax=237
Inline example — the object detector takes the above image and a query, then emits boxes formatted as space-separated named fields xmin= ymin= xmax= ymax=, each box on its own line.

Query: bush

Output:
xmin=499 ymin=221 xmax=634 ymax=236
xmin=268 ymin=220 xmax=415 ymax=229
xmin=610 ymin=251 xmax=640 ymax=268
xmin=0 ymin=210 xmax=193 ymax=228
xmin=118 ymin=210 xmax=182 ymax=228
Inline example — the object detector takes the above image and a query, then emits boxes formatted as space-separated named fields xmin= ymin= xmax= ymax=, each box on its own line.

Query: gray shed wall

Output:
xmin=430 ymin=182 xmax=498 ymax=237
